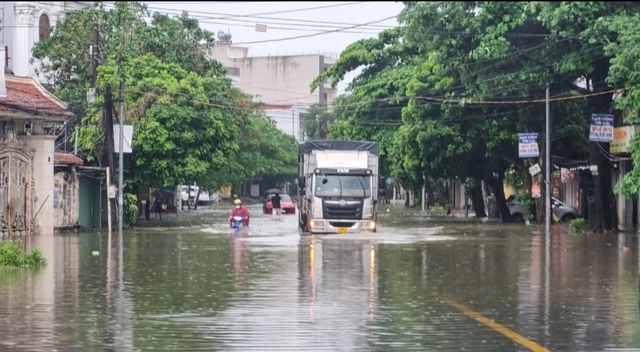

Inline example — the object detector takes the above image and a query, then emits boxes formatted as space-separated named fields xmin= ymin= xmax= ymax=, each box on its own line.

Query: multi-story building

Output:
xmin=1 ymin=2 xmax=94 ymax=78
xmin=210 ymin=31 xmax=338 ymax=142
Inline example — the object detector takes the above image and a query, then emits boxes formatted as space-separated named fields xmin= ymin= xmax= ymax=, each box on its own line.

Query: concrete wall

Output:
xmin=23 ymin=131 xmax=55 ymax=236
xmin=210 ymin=47 xmax=338 ymax=103
xmin=53 ymin=168 xmax=79 ymax=228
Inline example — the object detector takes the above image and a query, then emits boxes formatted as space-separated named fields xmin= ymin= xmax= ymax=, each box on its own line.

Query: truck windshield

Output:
xmin=314 ymin=175 xmax=371 ymax=197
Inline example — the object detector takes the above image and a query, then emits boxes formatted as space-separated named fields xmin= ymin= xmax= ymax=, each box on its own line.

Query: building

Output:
xmin=1 ymin=2 xmax=95 ymax=79
xmin=0 ymin=47 xmax=74 ymax=237
xmin=209 ymin=31 xmax=338 ymax=142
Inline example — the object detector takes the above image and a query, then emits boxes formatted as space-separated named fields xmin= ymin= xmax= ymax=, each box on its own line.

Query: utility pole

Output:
xmin=545 ymin=86 xmax=551 ymax=235
xmin=117 ymin=3 xmax=127 ymax=232
xmin=421 ymin=175 xmax=426 ymax=212
xmin=91 ymin=23 xmax=98 ymax=87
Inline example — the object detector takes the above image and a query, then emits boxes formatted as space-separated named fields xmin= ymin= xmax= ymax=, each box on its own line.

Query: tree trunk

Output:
xmin=471 ymin=187 xmax=487 ymax=217
xmin=187 ymin=185 xmax=192 ymax=210
xmin=488 ymin=178 xmax=512 ymax=223
xmin=103 ymin=86 xmax=115 ymax=183
xmin=588 ymin=143 xmax=617 ymax=233
xmin=483 ymin=181 xmax=499 ymax=219
xmin=424 ymin=177 xmax=435 ymax=208
xmin=534 ymin=169 xmax=543 ymax=223
xmin=194 ymin=188 xmax=200 ymax=210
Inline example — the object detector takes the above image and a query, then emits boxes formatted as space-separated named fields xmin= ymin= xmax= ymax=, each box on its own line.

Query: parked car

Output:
xmin=506 ymin=194 xmax=579 ymax=223
xmin=263 ymin=193 xmax=296 ymax=215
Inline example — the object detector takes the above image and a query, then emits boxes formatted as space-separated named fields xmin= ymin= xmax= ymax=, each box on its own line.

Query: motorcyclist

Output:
xmin=229 ymin=199 xmax=250 ymax=228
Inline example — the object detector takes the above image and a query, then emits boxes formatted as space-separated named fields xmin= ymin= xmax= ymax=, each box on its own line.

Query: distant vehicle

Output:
xmin=507 ymin=194 xmax=579 ymax=223
xmin=179 ymin=185 xmax=213 ymax=206
xmin=263 ymin=193 xmax=295 ymax=215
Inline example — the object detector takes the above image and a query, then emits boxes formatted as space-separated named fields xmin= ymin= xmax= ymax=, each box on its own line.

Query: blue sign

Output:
xmin=518 ymin=133 xmax=540 ymax=158
xmin=589 ymin=113 xmax=614 ymax=143
xmin=386 ymin=177 xmax=392 ymax=185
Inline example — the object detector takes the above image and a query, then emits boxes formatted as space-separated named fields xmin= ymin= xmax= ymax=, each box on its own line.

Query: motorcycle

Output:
xmin=231 ymin=215 xmax=245 ymax=233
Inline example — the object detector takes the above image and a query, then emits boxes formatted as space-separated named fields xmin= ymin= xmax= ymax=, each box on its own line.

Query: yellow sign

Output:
xmin=610 ymin=126 xmax=635 ymax=154
xmin=219 ymin=185 xmax=231 ymax=197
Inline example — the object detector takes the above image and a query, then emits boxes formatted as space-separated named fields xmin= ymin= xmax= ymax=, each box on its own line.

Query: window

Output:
xmin=314 ymin=175 xmax=371 ymax=198
xmin=223 ymin=66 xmax=240 ymax=77
xmin=39 ymin=14 xmax=51 ymax=41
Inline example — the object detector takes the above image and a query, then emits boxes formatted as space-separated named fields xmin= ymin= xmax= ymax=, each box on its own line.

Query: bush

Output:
xmin=0 ymin=240 xmax=47 ymax=269
xmin=569 ymin=217 xmax=586 ymax=234
xmin=517 ymin=193 xmax=537 ymax=221
xmin=124 ymin=193 xmax=140 ymax=229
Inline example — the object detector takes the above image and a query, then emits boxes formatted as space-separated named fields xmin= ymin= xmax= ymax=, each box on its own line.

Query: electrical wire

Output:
xmin=231 ymin=15 xmax=398 ymax=45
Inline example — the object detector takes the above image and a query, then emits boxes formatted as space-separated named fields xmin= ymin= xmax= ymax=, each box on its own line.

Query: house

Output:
xmin=53 ymin=152 xmax=83 ymax=231
xmin=209 ymin=32 xmax=338 ymax=142
xmin=0 ymin=47 xmax=74 ymax=237
xmin=3 ymin=2 xmax=95 ymax=79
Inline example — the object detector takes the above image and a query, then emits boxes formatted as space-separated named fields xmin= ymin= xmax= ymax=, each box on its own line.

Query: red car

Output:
xmin=263 ymin=194 xmax=296 ymax=214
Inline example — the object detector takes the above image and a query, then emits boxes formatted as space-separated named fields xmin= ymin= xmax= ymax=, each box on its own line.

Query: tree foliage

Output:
xmin=32 ymin=2 xmax=297 ymax=190
xmin=313 ymin=2 xmax=640 ymax=229
xmin=93 ymin=54 xmax=241 ymax=188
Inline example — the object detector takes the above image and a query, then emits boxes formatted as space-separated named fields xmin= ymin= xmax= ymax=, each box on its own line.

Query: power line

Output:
xmin=232 ymin=15 xmax=397 ymax=45
xmin=142 ymin=4 xmax=391 ymax=30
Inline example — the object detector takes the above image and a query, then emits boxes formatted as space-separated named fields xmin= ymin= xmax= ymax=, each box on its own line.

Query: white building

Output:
xmin=1 ymin=2 xmax=95 ymax=78
xmin=209 ymin=32 xmax=338 ymax=142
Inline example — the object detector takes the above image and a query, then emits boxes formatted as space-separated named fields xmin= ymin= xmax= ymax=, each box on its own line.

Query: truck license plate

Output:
xmin=337 ymin=227 xmax=348 ymax=234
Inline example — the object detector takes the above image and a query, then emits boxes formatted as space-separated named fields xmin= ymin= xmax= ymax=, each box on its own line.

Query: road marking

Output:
xmin=435 ymin=293 xmax=552 ymax=352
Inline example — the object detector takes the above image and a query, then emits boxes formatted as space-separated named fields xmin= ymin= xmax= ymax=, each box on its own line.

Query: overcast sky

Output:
xmin=144 ymin=1 xmax=405 ymax=91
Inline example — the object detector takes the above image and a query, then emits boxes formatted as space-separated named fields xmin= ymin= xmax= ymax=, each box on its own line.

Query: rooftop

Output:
xmin=54 ymin=152 xmax=84 ymax=166
xmin=0 ymin=75 xmax=74 ymax=120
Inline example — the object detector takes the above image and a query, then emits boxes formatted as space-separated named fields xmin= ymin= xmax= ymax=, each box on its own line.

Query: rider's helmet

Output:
xmin=234 ymin=199 xmax=242 ymax=205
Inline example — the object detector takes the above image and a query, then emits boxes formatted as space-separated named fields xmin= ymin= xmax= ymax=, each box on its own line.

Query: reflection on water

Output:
xmin=0 ymin=209 xmax=638 ymax=351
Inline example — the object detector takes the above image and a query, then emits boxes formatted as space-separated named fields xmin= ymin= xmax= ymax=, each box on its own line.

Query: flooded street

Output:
xmin=0 ymin=205 xmax=639 ymax=351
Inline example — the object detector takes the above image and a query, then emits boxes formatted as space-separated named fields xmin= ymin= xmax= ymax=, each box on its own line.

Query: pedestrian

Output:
xmin=271 ymin=193 xmax=282 ymax=219
xmin=153 ymin=195 xmax=164 ymax=220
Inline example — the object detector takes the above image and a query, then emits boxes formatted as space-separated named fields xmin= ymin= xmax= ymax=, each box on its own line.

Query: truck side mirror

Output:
xmin=298 ymin=177 xmax=305 ymax=189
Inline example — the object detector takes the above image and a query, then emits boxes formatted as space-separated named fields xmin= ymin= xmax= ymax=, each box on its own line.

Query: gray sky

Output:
xmin=144 ymin=1 xmax=404 ymax=91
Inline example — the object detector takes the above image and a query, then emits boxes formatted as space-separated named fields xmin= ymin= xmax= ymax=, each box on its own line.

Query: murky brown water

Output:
xmin=0 ymin=205 xmax=638 ymax=351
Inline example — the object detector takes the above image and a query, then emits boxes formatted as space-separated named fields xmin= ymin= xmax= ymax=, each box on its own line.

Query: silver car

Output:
xmin=506 ymin=194 xmax=580 ymax=223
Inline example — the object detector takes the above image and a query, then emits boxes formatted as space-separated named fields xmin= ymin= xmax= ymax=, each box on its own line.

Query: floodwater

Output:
xmin=0 ymin=205 xmax=638 ymax=351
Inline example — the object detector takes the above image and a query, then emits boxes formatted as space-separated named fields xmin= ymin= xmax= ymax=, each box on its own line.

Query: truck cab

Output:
xmin=298 ymin=140 xmax=382 ymax=234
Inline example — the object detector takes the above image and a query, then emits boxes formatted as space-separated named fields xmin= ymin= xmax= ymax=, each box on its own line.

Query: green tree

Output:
xmin=33 ymin=2 xmax=297 ymax=193
xmin=208 ymin=110 xmax=299 ymax=190
xmin=607 ymin=12 xmax=640 ymax=198
xmin=301 ymin=103 xmax=334 ymax=140
xmin=32 ymin=2 xmax=223 ymax=163
xmin=391 ymin=1 xmax=623 ymax=226
xmin=94 ymin=54 xmax=241 ymax=188
xmin=311 ymin=28 xmax=417 ymax=178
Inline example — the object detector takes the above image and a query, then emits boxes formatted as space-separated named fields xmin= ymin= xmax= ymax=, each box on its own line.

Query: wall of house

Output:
xmin=210 ymin=45 xmax=338 ymax=105
xmin=23 ymin=131 xmax=55 ymax=235
xmin=53 ymin=168 xmax=79 ymax=228
xmin=8 ymin=2 xmax=95 ymax=78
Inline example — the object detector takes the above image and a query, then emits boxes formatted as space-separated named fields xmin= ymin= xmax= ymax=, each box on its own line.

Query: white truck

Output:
xmin=297 ymin=140 xmax=382 ymax=234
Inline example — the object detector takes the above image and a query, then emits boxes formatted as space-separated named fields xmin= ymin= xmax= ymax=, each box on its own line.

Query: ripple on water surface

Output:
xmin=0 ymin=207 xmax=638 ymax=351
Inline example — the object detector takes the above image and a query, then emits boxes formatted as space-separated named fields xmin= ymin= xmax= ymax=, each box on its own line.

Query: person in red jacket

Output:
xmin=229 ymin=198 xmax=250 ymax=227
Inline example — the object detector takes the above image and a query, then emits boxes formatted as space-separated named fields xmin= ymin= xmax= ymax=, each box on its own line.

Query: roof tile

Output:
xmin=0 ymin=76 xmax=74 ymax=118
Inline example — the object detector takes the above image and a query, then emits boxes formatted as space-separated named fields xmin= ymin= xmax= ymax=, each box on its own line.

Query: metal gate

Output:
xmin=0 ymin=142 xmax=37 ymax=239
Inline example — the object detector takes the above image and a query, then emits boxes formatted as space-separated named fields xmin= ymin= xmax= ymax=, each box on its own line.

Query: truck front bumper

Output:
xmin=307 ymin=218 xmax=377 ymax=234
